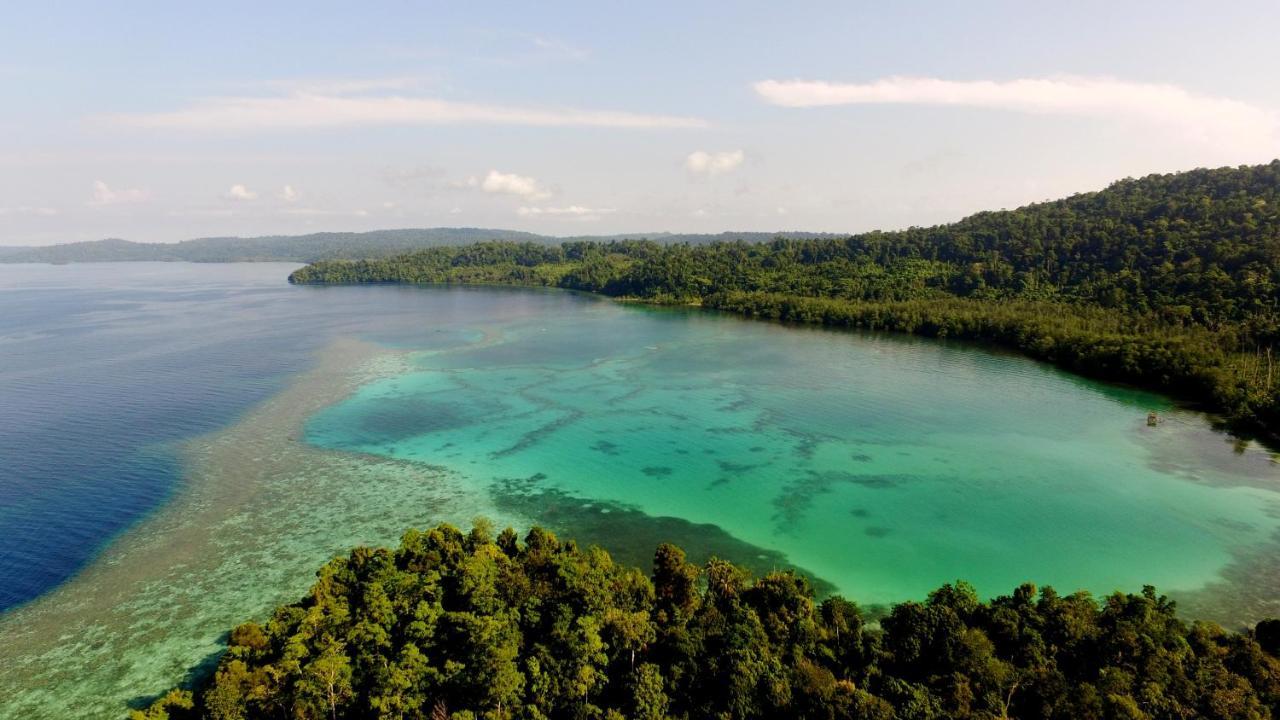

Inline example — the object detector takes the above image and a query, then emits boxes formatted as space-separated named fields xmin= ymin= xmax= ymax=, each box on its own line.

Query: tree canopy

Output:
xmin=135 ymin=523 xmax=1280 ymax=720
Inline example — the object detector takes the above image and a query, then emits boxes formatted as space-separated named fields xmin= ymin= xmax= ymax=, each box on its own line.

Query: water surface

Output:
xmin=306 ymin=296 xmax=1280 ymax=607
xmin=1 ymin=263 xmax=1278 ymax=718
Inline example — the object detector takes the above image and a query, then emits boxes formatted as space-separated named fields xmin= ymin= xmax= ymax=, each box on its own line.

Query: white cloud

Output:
xmin=264 ymin=77 xmax=422 ymax=95
xmin=0 ymin=206 xmax=57 ymax=217
xmin=278 ymin=206 xmax=374 ymax=218
xmin=104 ymin=92 xmax=708 ymax=132
xmin=88 ymin=180 xmax=148 ymax=206
xmin=449 ymin=206 xmax=463 ymax=214
xmin=279 ymin=184 xmax=299 ymax=202
xmin=224 ymin=184 xmax=258 ymax=201
xmin=531 ymin=36 xmax=590 ymax=61
xmin=685 ymin=149 xmax=745 ymax=176
xmin=753 ymin=76 xmax=1280 ymax=154
xmin=477 ymin=170 xmax=551 ymax=200
xmin=280 ymin=207 xmax=343 ymax=217
xmin=517 ymin=205 xmax=615 ymax=220
xmin=382 ymin=164 xmax=445 ymax=187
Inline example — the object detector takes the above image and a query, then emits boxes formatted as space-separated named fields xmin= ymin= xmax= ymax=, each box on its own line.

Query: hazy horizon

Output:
xmin=4 ymin=1 xmax=1280 ymax=246
xmin=3 ymin=225 xmax=848 ymax=248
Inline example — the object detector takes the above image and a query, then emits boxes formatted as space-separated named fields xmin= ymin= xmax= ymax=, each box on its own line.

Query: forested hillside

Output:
xmin=290 ymin=162 xmax=1280 ymax=438
xmin=134 ymin=523 xmax=1280 ymax=720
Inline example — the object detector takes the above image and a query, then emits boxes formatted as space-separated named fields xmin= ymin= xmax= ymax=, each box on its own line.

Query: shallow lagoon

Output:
xmin=307 ymin=294 xmax=1280 ymax=610
xmin=1 ymin=264 xmax=1278 ymax=718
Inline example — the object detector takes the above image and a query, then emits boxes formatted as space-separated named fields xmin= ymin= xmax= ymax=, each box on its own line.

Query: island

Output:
xmin=134 ymin=523 xmax=1280 ymax=720
xmin=290 ymin=161 xmax=1280 ymax=442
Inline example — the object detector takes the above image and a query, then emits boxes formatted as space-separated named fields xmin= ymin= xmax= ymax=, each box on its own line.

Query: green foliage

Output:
xmin=151 ymin=523 xmax=1280 ymax=720
xmin=128 ymin=689 xmax=196 ymax=720
xmin=290 ymin=162 xmax=1280 ymax=438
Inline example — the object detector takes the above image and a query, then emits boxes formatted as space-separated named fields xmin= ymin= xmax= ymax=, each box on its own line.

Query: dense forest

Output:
xmin=289 ymin=162 xmax=1280 ymax=439
xmin=134 ymin=523 xmax=1280 ymax=720
xmin=0 ymin=230 xmax=837 ymax=264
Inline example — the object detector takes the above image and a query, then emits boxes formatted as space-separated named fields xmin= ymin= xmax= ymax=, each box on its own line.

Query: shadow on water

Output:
xmin=491 ymin=474 xmax=837 ymax=597
xmin=1174 ymin=525 xmax=1280 ymax=629
xmin=124 ymin=644 xmax=225 ymax=711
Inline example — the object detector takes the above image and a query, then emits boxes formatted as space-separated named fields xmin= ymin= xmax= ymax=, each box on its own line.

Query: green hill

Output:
xmin=290 ymin=161 xmax=1280 ymax=438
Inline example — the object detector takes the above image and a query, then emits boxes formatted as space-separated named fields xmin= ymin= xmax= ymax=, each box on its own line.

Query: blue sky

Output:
xmin=3 ymin=1 xmax=1279 ymax=244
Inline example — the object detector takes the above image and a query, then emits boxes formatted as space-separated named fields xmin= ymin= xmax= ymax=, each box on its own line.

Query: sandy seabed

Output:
xmin=0 ymin=338 xmax=514 ymax=720
xmin=3 ymin=331 xmax=1280 ymax=720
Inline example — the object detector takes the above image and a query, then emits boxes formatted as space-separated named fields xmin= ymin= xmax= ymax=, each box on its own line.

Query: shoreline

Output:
xmin=293 ymin=277 xmax=1280 ymax=450
xmin=0 ymin=336 xmax=491 ymax=719
xmin=1 ymin=288 xmax=1277 ymax=718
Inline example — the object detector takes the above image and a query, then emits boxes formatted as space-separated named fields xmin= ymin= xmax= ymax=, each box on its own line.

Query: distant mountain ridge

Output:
xmin=0 ymin=228 xmax=841 ymax=264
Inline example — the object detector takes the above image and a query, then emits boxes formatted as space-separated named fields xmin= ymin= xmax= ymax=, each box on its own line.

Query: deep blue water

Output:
xmin=0 ymin=263 xmax=589 ymax=611
xmin=3 ymin=262 xmax=1277 ymax=622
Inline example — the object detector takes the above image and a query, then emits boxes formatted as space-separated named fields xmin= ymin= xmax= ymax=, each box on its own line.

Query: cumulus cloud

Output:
xmin=475 ymin=170 xmax=551 ymax=200
xmin=103 ymin=92 xmax=708 ymax=132
xmin=88 ymin=180 xmax=148 ymax=206
xmin=685 ymin=149 xmax=745 ymax=176
xmin=753 ymin=76 xmax=1280 ymax=153
xmin=224 ymin=184 xmax=258 ymax=201
xmin=516 ymin=205 xmax=615 ymax=220
xmin=279 ymin=184 xmax=299 ymax=202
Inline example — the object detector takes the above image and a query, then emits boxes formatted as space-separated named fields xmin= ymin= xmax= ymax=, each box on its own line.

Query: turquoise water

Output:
xmin=307 ymin=297 xmax=1280 ymax=608
xmin=2 ymin=266 xmax=1279 ymax=718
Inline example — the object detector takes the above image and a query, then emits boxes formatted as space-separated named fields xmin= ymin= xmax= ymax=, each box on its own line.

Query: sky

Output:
xmin=2 ymin=1 xmax=1280 ymax=245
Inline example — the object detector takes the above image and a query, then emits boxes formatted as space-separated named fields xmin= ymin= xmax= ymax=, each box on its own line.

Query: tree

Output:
xmin=1256 ymin=619 xmax=1280 ymax=657
xmin=301 ymin=641 xmax=353 ymax=720
xmin=139 ymin=523 xmax=1280 ymax=720
xmin=629 ymin=663 xmax=669 ymax=720
xmin=652 ymin=543 xmax=699 ymax=620
xmin=128 ymin=689 xmax=195 ymax=720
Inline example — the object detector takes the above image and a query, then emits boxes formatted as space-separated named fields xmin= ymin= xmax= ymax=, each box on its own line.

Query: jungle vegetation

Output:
xmin=289 ymin=162 xmax=1280 ymax=439
xmin=134 ymin=523 xmax=1280 ymax=720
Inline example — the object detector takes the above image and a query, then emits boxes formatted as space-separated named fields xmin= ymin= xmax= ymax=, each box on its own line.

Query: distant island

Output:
xmin=133 ymin=522 xmax=1280 ymax=720
xmin=0 ymin=229 xmax=842 ymax=264
xmin=289 ymin=162 xmax=1280 ymax=442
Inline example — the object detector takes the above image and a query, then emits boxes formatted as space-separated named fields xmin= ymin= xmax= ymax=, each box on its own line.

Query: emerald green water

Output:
xmin=3 ymin=276 xmax=1279 ymax=719
xmin=307 ymin=293 xmax=1280 ymax=608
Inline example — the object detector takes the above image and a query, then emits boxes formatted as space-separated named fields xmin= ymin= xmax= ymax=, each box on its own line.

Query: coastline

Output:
xmin=1 ymin=286 xmax=1277 ymax=719
xmin=0 ymin=337 xmax=501 ymax=719
xmin=291 ymin=271 xmax=1280 ymax=449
